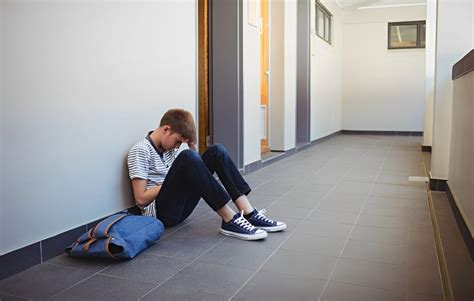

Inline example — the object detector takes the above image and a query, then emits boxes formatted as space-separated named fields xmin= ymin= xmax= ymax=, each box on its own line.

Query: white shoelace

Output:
xmin=254 ymin=209 xmax=274 ymax=224
xmin=235 ymin=210 xmax=257 ymax=232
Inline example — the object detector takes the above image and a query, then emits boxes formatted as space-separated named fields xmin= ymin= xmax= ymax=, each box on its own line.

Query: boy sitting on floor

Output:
xmin=127 ymin=108 xmax=286 ymax=240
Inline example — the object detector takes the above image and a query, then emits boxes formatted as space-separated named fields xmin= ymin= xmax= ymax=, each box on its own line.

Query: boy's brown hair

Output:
xmin=160 ymin=109 xmax=196 ymax=143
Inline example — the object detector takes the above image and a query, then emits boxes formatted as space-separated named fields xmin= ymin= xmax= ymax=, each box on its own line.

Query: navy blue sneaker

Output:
xmin=220 ymin=211 xmax=268 ymax=240
xmin=247 ymin=209 xmax=287 ymax=232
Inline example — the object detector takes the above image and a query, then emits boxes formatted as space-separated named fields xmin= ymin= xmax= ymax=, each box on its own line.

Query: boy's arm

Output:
xmin=131 ymin=179 xmax=161 ymax=209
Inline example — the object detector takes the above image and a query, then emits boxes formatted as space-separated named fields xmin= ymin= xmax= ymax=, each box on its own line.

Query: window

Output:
xmin=388 ymin=21 xmax=426 ymax=49
xmin=316 ymin=1 xmax=332 ymax=44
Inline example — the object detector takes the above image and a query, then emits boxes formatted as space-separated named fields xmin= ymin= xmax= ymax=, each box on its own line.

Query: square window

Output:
xmin=388 ymin=21 xmax=426 ymax=49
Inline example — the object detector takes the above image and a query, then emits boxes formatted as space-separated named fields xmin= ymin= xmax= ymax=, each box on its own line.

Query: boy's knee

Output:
xmin=210 ymin=143 xmax=227 ymax=155
xmin=177 ymin=149 xmax=201 ymax=162
xmin=160 ymin=215 xmax=181 ymax=228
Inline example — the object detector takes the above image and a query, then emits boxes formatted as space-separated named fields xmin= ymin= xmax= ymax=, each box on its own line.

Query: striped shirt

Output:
xmin=127 ymin=133 xmax=178 ymax=217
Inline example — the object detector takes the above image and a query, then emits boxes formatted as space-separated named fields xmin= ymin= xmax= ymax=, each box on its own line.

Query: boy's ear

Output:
xmin=161 ymin=125 xmax=171 ymax=133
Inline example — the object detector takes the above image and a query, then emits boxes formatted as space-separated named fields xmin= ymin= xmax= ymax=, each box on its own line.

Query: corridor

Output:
xmin=0 ymin=134 xmax=443 ymax=301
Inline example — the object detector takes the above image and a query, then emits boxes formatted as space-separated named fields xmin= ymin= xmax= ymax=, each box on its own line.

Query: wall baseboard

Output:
xmin=446 ymin=183 xmax=474 ymax=261
xmin=0 ymin=209 xmax=131 ymax=280
xmin=342 ymin=130 xmax=423 ymax=136
xmin=422 ymin=145 xmax=432 ymax=152
xmin=430 ymin=176 xmax=448 ymax=192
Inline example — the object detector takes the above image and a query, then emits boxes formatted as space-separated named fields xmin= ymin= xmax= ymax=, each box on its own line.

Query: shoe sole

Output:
xmin=258 ymin=224 xmax=287 ymax=232
xmin=219 ymin=229 xmax=268 ymax=240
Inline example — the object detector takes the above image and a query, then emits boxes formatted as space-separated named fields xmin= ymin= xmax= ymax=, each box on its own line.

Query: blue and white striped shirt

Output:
xmin=127 ymin=134 xmax=178 ymax=217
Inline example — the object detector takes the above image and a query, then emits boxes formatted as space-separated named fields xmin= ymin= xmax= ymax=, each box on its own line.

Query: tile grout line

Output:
xmin=0 ymin=291 xmax=33 ymax=301
xmin=47 ymin=265 xmax=113 ymax=300
xmin=227 ymin=139 xmax=381 ymax=300
xmin=137 ymin=236 xmax=227 ymax=300
xmin=316 ymin=139 xmax=395 ymax=301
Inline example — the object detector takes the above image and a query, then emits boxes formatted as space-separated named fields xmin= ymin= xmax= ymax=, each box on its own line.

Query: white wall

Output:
xmin=342 ymin=6 xmax=426 ymax=131
xmin=431 ymin=0 xmax=473 ymax=180
xmin=242 ymin=0 xmax=261 ymax=165
xmin=269 ymin=0 xmax=286 ymax=150
xmin=1 ymin=0 xmax=197 ymax=255
xmin=310 ymin=0 xmax=343 ymax=140
xmin=423 ymin=0 xmax=436 ymax=147
xmin=269 ymin=0 xmax=297 ymax=151
xmin=283 ymin=0 xmax=297 ymax=150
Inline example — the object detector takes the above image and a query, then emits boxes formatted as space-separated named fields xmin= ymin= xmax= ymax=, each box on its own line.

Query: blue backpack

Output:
xmin=67 ymin=213 xmax=164 ymax=259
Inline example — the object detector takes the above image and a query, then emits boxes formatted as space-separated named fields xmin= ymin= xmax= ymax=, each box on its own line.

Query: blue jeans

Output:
xmin=155 ymin=144 xmax=251 ymax=227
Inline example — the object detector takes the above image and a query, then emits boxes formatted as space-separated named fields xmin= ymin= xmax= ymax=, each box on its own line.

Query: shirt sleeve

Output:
xmin=127 ymin=144 xmax=150 ymax=180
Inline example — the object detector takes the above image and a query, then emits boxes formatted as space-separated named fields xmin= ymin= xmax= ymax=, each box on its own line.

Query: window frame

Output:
xmin=315 ymin=1 xmax=332 ymax=45
xmin=387 ymin=20 xmax=426 ymax=50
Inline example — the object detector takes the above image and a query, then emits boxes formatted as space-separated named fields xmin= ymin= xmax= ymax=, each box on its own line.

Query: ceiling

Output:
xmin=335 ymin=0 xmax=427 ymax=11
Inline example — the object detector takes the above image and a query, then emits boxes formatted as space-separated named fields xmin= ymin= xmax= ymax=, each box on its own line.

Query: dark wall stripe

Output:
xmin=446 ymin=183 xmax=474 ymax=261
xmin=0 ymin=243 xmax=41 ymax=280
xmin=452 ymin=49 xmax=474 ymax=80
xmin=210 ymin=0 xmax=244 ymax=168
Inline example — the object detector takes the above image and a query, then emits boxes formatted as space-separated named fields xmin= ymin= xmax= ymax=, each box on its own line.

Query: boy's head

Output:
xmin=159 ymin=109 xmax=196 ymax=148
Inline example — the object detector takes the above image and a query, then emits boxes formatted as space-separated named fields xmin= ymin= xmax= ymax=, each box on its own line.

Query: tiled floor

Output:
xmin=0 ymin=135 xmax=444 ymax=301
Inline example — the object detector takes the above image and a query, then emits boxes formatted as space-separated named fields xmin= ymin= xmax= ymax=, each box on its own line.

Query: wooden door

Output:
xmin=198 ymin=0 xmax=210 ymax=153
xmin=260 ymin=0 xmax=270 ymax=154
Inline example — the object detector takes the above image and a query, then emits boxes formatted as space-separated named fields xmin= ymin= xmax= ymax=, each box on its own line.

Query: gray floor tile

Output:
xmin=266 ymin=203 xmax=310 ymax=219
xmin=343 ymin=170 xmax=379 ymax=183
xmin=100 ymin=253 xmax=190 ymax=284
xmin=305 ymin=174 xmax=346 ymax=185
xmin=251 ymin=181 xmax=295 ymax=197
xmin=0 ymin=293 xmax=30 ymax=301
xmin=333 ymin=181 xmax=373 ymax=196
xmin=275 ymin=190 xmax=326 ymax=209
xmin=350 ymin=225 xmax=407 ymax=245
xmin=0 ymin=263 xmax=92 ymax=300
xmin=280 ymin=233 xmax=346 ymax=257
xmin=341 ymin=239 xmax=406 ymax=265
xmin=146 ymin=234 xmax=224 ymax=260
xmin=149 ymin=261 xmax=254 ymax=298
xmin=293 ymin=220 xmax=353 ymax=239
xmin=292 ymin=181 xmax=334 ymax=194
xmin=306 ymin=209 xmax=359 ymax=225
xmin=170 ymin=219 xmax=223 ymax=237
xmin=142 ymin=289 xmax=228 ymax=301
xmin=49 ymin=274 xmax=155 ymax=301
xmin=356 ymin=213 xmax=409 ymax=230
xmin=232 ymin=270 xmax=326 ymax=301
xmin=321 ymin=281 xmax=404 ymax=301
xmin=371 ymin=183 xmax=427 ymax=200
xmin=261 ymin=249 xmax=337 ymax=280
xmin=331 ymin=258 xmax=406 ymax=291
xmin=197 ymin=238 xmax=275 ymax=270
xmin=317 ymin=200 xmax=365 ymax=213
xmin=366 ymin=195 xmax=428 ymax=210
xmin=45 ymin=253 xmax=115 ymax=272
